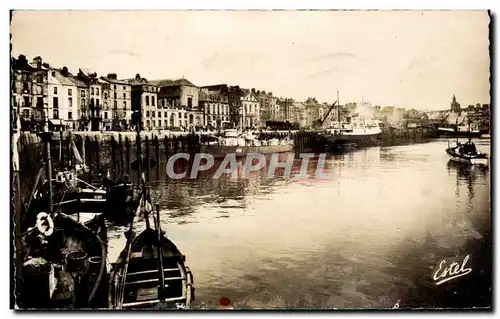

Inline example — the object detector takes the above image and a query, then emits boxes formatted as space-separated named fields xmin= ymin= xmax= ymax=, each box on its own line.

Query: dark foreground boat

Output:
xmin=446 ymin=140 xmax=488 ymax=167
xmin=19 ymin=211 xmax=108 ymax=309
xmin=109 ymin=185 xmax=194 ymax=310
xmin=17 ymin=130 xmax=110 ymax=309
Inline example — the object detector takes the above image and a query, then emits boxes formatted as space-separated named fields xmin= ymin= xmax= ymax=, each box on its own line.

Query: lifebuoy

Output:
xmin=36 ymin=212 xmax=54 ymax=237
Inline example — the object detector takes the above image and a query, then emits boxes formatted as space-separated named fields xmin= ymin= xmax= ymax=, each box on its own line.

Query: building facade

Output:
xmin=47 ymin=68 xmax=78 ymax=130
xmin=199 ymin=87 xmax=230 ymax=129
xmin=128 ymin=75 xmax=159 ymax=130
xmin=240 ymin=89 xmax=260 ymax=128
xmin=11 ymin=55 xmax=48 ymax=129
xmin=152 ymin=78 xmax=203 ymax=130
xmin=100 ymin=73 xmax=132 ymax=129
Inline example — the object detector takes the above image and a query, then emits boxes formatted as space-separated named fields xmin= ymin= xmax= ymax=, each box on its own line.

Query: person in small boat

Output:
xmin=459 ymin=142 xmax=477 ymax=155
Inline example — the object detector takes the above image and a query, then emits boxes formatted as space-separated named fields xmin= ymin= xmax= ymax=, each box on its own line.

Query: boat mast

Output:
xmin=40 ymin=105 xmax=54 ymax=216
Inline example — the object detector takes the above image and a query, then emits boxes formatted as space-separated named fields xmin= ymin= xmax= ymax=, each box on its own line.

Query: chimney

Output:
xmin=61 ymin=66 xmax=69 ymax=76
xmin=32 ymin=56 xmax=42 ymax=69
xmin=107 ymin=73 xmax=117 ymax=80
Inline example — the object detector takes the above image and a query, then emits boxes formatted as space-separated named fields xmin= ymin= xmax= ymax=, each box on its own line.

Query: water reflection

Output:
xmin=106 ymin=140 xmax=491 ymax=309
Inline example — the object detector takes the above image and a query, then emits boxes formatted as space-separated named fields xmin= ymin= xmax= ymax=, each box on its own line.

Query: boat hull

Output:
xmin=324 ymin=132 xmax=381 ymax=147
xmin=200 ymin=143 xmax=294 ymax=158
xmin=109 ymin=228 xmax=194 ymax=309
xmin=446 ymin=148 xmax=489 ymax=167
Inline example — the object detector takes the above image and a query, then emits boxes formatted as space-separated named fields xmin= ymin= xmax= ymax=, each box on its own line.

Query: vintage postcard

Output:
xmin=10 ymin=10 xmax=491 ymax=310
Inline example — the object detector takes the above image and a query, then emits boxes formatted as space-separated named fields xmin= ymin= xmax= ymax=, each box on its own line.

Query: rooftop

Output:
xmin=149 ymin=78 xmax=196 ymax=87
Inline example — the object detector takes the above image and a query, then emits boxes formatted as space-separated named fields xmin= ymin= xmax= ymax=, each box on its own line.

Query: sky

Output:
xmin=10 ymin=10 xmax=490 ymax=110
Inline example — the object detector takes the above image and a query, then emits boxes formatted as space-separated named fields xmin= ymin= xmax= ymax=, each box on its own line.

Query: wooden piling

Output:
xmin=111 ymin=135 xmax=116 ymax=180
xmin=155 ymin=136 xmax=160 ymax=181
xmin=94 ymin=136 xmax=101 ymax=175
xmin=145 ymin=135 xmax=150 ymax=182
xmin=125 ymin=136 xmax=131 ymax=176
xmin=119 ymin=134 xmax=124 ymax=179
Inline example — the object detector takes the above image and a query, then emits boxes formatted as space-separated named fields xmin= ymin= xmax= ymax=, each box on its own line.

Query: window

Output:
xmin=123 ymin=101 xmax=126 ymax=109
xmin=37 ymin=75 xmax=43 ymax=83
xmin=158 ymin=120 xmax=161 ymax=126
xmin=152 ymin=111 xmax=156 ymax=117
xmin=104 ymin=92 xmax=107 ymax=99
xmin=123 ymin=86 xmax=126 ymax=91
xmin=104 ymin=112 xmax=108 ymax=119
xmin=53 ymin=97 xmax=59 ymax=108
xmin=158 ymin=111 xmax=161 ymax=118
xmin=91 ymin=87 xmax=94 ymax=95
xmin=54 ymin=87 xmax=57 ymax=94
xmin=152 ymin=96 xmax=155 ymax=106
xmin=82 ymin=99 xmax=86 ymax=107
xmin=37 ymin=97 xmax=43 ymax=107
xmin=164 ymin=112 xmax=167 ymax=117
xmin=114 ymin=85 xmax=117 ymax=90
xmin=187 ymin=97 xmax=193 ymax=108
xmin=36 ymin=85 xmax=43 ymax=94
xmin=114 ymin=92 xmax=117 ymax=99
xmin=51 ymin=71 xmax=56 ymax=77
xmin=23 ymin=82 xmax=29 ymax=91
xmin=114 ymin=101 xmax=117 ymax=108
xmin=146 ymin=96 xmax=149 ymax=106
xmin=24 ymin=97 xmax=30 ymax=107
xmin=68 ymin=111 xmax=72 ymax=119
xmin=68 ymin=97 xmax=72 ymax=107
xmin=96 ymin=88 xmax=99 ymax=96
xmin=123 ymin=93 xmax=126 ymax=100
xmin=23 ymin=110 xmax=29 ymax=118
xmin=146 ymin=120 xmax=150 ymax=127
xmin=68 ymin=89 xmax=72 ymax=96
xmin=146 ymin=111 xmax=150 ymax=117
xmin=184 ymin=113 xmax=187 ymax=119
xmin=53 ymin=109 xmax=59 ymax=119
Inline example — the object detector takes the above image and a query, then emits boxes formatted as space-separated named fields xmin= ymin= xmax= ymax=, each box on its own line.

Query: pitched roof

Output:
xmin=53 ymin=70 xmax=77 ymax=87
xmin=99 ymin=76 xmax=131 ymax=85
xmin=149 ymin=78 xmax=196 ymax=87
xmin=70 ymin=76 xmax=88 ymax=88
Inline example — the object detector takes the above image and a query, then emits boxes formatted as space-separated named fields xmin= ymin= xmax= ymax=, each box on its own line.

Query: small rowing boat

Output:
xmin=108 ymin=182 xmax=194 ymax=310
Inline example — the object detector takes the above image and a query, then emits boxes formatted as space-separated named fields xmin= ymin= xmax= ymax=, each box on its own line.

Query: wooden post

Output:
xmin=95 ymin=136 xmax=101 ymax=176
xmin=119 ymin=133 xmax=124 ymax=179
xmin=125 ymin=136 xmax=130 ymax=176
xmin=111 ymin=135 xmax=116 ymax=180
xmin=145 ymin=135 xmax=150 ymax=182
xmin=155 ymin=136 xmax=160 ymax=181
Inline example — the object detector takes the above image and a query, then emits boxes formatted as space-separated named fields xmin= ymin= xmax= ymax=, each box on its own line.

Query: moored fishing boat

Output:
xmin=17 ymin=131 xmax=109 ymax=309
xmin=446 ymin=140 xmax=488 ymax=167
xmin=200 ymin=129 xmax=293 ymax=158
xmin=108 ymin=181 xmax=194 ymax=309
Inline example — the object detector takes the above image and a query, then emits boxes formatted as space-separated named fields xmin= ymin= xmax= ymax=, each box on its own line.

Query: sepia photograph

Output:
xmin=9 ymin=10 xmax=492 ymax=310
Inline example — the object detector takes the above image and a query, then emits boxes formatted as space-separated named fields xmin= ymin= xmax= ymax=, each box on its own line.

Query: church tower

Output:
xmin=450 ymin=94 xmax=461 ymax=113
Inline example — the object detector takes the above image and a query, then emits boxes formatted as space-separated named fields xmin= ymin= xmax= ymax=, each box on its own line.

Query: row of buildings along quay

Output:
xmin=12 ymin=54 xmax=490 ymax=132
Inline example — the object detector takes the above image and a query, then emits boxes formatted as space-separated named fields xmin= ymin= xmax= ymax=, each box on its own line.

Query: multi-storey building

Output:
xmin=100 ymin=74 xmax=132 ymax=129
xmin=151 ymin=78 xmax=202 ymax=130
xmin=199 ymin=87 xmax=230 ymax=129
xmin=127 ymin=74 xmax=159 ymax=130
xmin=11 ymin=55 xmax=48 ymax=128
xmin=99 ymin=79 xmax=112 ymax=130
xmin=240 ymin=89 xmax=260 ymax=128
xmin=47 ymin=67 xmax=78 ymax=130
xmin=78 ymin=69 xmax=103 ymax=131
xmin=277 ymin=97 xmax=294 ymax=123
xmin=257 ymin=91 xmax=278 ymax=124
xmin=71 ymin=76 xmax=89 ymax=131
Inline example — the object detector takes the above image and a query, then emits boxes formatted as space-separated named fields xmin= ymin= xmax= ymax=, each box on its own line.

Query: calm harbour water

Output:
xmin=106 ymin=138 xmax=491 ymax=309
